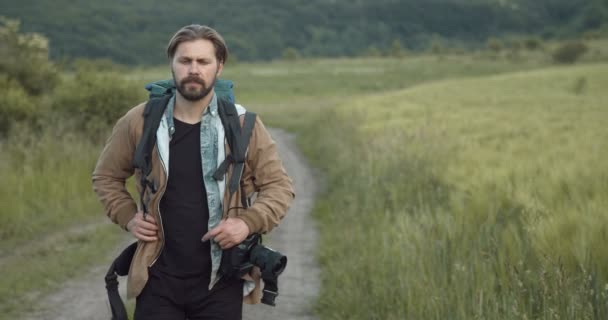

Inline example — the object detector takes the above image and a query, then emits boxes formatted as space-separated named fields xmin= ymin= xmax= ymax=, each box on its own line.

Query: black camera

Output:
xmin=219 ymin=233 xmax=287 ymax=306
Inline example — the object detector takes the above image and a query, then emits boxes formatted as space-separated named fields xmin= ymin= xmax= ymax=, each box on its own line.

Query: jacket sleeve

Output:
xmin=92 ymin=109 xmax=138 ymax=230
xmin=237 ymin=117 xmax=295 ymax=234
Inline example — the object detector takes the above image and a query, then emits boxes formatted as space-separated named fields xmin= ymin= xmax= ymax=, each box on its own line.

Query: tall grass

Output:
xmin=0 ymin=122 xmax=105 ymax=251
xmin=301 ymin=64 xmax=608 ymax=319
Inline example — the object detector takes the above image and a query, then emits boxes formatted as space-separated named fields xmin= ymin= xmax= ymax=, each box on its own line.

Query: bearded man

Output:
xmin=92 ymin=24 xmax=294 ymax=320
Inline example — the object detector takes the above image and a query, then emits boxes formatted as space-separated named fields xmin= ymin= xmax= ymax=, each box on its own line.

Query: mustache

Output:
xmin=181 ymin=76 xmax=205 ymax=85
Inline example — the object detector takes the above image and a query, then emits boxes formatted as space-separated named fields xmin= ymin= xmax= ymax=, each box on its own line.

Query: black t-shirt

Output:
xmin=155 ymin=117 xmax=211 ymax=279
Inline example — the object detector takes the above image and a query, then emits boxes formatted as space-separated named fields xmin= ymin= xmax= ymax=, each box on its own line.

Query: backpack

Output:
xmin=104 ymin=79 xmax=256 ymax=320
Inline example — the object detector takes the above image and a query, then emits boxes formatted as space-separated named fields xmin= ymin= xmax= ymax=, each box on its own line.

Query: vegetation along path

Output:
xmin=22 ymin=128 xmax=320 ymax=320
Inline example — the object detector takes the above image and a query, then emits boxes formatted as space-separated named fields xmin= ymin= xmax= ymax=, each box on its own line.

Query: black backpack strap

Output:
xmin=132 ymin=95 xmax=171 ymax=216
xmin=213 ymin=99 xmax=257 ymax=208
xmin=105 ymin=242 xmax=137 ymax=320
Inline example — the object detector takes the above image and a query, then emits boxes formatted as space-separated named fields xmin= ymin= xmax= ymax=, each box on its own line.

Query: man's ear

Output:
xmin=216 ymin=61 xmax=224 ymax=77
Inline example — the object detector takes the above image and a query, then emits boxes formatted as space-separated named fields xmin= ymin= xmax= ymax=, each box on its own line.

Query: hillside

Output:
xmin=2 ymin=0 xmax=607 ymax=64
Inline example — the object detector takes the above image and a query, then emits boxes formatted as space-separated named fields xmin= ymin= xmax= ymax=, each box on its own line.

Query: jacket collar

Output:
xmin=165 ymin=92 xmax=218 ymax=138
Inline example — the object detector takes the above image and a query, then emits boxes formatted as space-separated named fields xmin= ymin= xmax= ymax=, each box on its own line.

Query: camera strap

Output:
xmin=261 ymin=276 xmax=280 ymax=306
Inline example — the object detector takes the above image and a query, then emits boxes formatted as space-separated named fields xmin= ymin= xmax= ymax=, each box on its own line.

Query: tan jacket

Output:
xmin=92 ymin=100 xmax=294 ymax=302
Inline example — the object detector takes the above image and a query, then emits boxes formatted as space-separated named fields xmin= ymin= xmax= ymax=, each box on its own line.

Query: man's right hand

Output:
xmin=127 ymin=211 xmax=159 ymax=242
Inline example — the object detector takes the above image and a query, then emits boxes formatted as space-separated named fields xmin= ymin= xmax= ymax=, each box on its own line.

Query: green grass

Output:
xmin=0 ymin=124 xmax=104 ymax=250
xmin=302 ymin=63 xmax=608 ymax=319
xmin=0 ymin=121 xmax=136 ymax=317
xmin=0 ymin=122 xmax=139 ymax=246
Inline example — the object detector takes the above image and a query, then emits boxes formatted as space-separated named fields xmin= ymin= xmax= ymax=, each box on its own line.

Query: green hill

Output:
xmin=2 ymin=0 xmax=607 ymax=64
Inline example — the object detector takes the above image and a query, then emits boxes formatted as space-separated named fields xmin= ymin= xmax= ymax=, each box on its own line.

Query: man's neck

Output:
xmin=174 ymin=91 xmax=214 ymax=124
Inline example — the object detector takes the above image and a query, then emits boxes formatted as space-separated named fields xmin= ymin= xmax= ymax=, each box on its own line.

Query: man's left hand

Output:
xmin=202 ymin=218 xmax=250 ymax=249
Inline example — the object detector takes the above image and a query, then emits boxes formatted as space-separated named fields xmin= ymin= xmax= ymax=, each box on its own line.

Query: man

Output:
xmin=92 ymin=24 xmax=294 ymax=320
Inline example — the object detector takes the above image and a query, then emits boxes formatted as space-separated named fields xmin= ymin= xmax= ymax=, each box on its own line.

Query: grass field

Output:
xmin=0 ymin=123 xmax=135 ymax=319
xmin=0 ymin=125 xmax=102 ymax=249
xmin=302 ymin=63 xmax=608 ymax=319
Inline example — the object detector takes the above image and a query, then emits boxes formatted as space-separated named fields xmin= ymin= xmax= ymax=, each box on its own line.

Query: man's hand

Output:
xmin=127 ymin=211 xmax=159 ymax=242
xmin=202 ymin=218 xmax=250 ymax=249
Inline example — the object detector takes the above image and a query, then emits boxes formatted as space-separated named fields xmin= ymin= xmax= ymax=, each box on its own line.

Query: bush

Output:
xmin=552 ymin=41 xmax=589 ymax=64
xmin=523 ymin=37 xmax=543 ymax=50
xmin=281 ymin=47 xmax=300 ymax=61
xmin=0 ymin=76 xmax=38 ymax=135
xmin=430 ymin=36 xmax=444 ymax=56
xmin=582 ymin=30 xmax=601 ymax=40
xmin=390 ymin=39 xmax=406 ymax=58
xmin=52 ymin=66 xmax=145 ymax=135
xmin=363 ymin=46 xmax=382 ymax=57
xmin=0 ymin=17 xmax=59 ymax=95
xmin=507 ymin=39 xmax=523 ymax=51
xmin=486 ymin=37 xmax=503 ymax=53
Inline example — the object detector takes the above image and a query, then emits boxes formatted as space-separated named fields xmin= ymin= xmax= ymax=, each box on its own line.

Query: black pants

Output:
xmin=134 ymin=268 xmax=243 ymax=320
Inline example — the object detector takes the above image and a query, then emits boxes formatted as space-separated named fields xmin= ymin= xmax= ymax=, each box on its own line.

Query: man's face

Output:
xmin=171 ymin=39 xmax=223 ymax=101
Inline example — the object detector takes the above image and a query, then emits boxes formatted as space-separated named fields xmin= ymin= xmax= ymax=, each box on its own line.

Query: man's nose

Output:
xmin=188 ymin=62 xmax=200 ymax=75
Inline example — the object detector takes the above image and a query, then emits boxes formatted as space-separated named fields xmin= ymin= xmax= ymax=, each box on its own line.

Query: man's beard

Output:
xmin=173 ymin=71 xmax=216 ymax=101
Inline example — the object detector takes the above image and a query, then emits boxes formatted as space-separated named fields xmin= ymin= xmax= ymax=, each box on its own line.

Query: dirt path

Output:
xmin=243 ymin=129 xmax=320 ymax=320
xmin=23 ymin=128 xmax=320 ymax=320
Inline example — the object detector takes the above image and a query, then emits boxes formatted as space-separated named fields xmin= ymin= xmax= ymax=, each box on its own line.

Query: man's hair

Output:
xmin=166 ymin=25 xmax=228 ymax=64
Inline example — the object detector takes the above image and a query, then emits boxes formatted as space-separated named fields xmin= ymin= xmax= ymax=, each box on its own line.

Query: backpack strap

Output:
xmin=132 ymin=95 xmax=171 ymax=217
xmin=104 ymin=242 xmax=137 ymax=320
xmin=213 ymin=98 xmax=257 ymax=208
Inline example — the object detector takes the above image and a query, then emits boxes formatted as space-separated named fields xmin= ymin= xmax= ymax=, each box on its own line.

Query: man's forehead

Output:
xmin=175 ymin=39 xmax=216 ymax=58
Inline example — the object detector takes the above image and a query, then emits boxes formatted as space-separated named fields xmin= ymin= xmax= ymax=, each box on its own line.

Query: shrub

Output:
xmin=390 ymin=39 xmax=406 ymax=58
xmin=524 ymin=37 xmax=543 ymax=50
xmin=552 ymin=41 xmax=589 ymax=64
xmin=430 ymin=36 xmax=444 ymax=56
xmin=281 ymin=47 xmax=300 ymax=61
xmin=0 ymin=76 xmax=38 ymax=135
xmin=364 ymin=46 xmax=382 ymax=57
xmin=507 ymin=39 xmax=523 ymax=51
xmin=486 ymin=37 xmax=503 ymax=53
xmin=582 ymin=30 xmax=601 ymax=40
xmin=52 ymin=65 xmax=145 ymax=135
xmin=0 ymin=17 xmax=59 ymax=95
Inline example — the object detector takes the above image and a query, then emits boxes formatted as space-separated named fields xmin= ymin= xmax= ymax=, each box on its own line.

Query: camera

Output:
xmin=219 ymin=233 xmax=287 ymax=306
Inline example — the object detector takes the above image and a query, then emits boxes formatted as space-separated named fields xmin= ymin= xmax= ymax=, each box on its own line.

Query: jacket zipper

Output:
xmin=149 ymin=144 xmax=168 ymax=267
